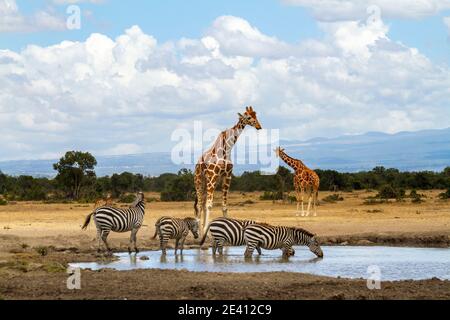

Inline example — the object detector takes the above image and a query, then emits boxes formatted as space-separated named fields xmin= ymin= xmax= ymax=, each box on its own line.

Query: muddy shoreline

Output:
xmin=0 ymin=233 xmax=449 ymax=300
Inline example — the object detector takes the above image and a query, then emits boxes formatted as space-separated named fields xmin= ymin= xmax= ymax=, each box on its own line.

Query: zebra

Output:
xmin=243 ymin=223 xmax=323 ymax=258
xmin=152 ymin=216 xmax=199 ymax=255
xmin=199 ymin=217 xmax=263 ymax=255
xmin=82 ymin=192 xmax=145 ymax=254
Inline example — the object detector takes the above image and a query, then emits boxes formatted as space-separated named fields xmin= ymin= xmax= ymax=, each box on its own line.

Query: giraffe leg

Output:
xmin=194 ymin=164 xmax=204 ymax=219
xmin=221 ymin=170 xmax=232 ymax=217
xmin=313 ymin=188 xmax=318 ymax=217
xmin=301 ymin=189 xmax=305 ymax=217
xmin=306 ymin=192 xmax=312 ymax=217
xmin=204 ymin=170 xmax=219 ymax=234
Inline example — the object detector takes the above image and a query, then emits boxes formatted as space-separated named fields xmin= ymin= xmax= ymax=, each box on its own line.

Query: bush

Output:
xmin=0 ymin=198 xmax=7 ymax=206
xmin=376 ymin=185 xmax=405 ymax=200
xmin=118 ymin=194 xmax=136 ymax=203
xmin=439 ymin=188 xmax=450 ymax=200
xmin=322 ymin=194 xmax=344 ymax=203
xmin=409 ymin=189 xmax=424 ymax=203
xmin=260 ymin=191 xmax=283 ymax=201
xmin=35 ymin=246 xmax=49 ymax=256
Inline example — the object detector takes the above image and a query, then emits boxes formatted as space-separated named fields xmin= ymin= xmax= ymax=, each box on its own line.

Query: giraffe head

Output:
xmin=238 ymin=106 xmax=262 ymax=130
xmin=274 ymin=147 xmax=285 ymax=158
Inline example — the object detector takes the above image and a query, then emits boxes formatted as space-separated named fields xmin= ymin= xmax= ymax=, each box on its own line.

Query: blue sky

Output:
xmin=2 ymin=0 xmax=321 ymax=50
xmin=1 ymin=0 xmax=450 ymax=160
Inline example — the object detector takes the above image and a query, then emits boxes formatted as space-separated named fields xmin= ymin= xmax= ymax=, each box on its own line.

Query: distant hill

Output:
xmin=0 ymin=128 xmax=449 ymax=177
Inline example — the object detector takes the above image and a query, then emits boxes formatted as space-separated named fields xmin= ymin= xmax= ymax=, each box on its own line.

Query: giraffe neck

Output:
xmin=219 ymin=118 xmax=246 ymax=159
xmin=279 ymin=151 xmax=306 ymax=172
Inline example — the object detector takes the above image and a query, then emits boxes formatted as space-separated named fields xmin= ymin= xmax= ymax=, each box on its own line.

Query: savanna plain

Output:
xmin=0 ymin=190 xmax=449 ymax=300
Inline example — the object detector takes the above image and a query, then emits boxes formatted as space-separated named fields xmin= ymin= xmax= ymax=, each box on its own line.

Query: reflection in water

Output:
xmin=129 ymin=254 xmax=137 ymax=266
xmin=69 ymin=246 xmax=450 ymax=281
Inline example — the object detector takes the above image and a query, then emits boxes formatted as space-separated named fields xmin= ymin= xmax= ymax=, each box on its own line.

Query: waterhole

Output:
xmin=70 ymin=246 xmax=450 ymax=281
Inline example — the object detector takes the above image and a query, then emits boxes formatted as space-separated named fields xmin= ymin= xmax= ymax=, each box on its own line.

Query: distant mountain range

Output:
xmin=1 ymin=128 xmax=449 ymax=177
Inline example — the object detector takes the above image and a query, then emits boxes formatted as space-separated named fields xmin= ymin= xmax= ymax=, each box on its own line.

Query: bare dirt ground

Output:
xmin=0 ymin=190 xmax=449 ymax=300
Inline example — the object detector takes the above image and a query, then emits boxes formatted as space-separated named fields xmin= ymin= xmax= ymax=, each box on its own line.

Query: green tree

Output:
xmin=160 ymin=169 xmax=194 ymax=201
xmin=0 ymin=171 xmax=6 ymax=194
xmin=53 ymin=151 xmax=97 ymax=200
xmin=276 ymin=166 xmax=293 ymax=201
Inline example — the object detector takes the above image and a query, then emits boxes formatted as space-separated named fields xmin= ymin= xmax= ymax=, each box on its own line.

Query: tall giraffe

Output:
xmin=275 ymin=147 xmax=320 ymax=217
xmin=194 ymin=106 xmax=262 ymax=233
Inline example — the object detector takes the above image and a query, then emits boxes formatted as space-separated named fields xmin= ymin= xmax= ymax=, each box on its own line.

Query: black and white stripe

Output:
xmin=82 ymin=192 xmax=145 ymax=253
xmin=200 ymin=217 xmax=263 ymax=255
xmin=152 ymin=216 xmax=199 ymax=255
xmin=243 ymin=223 xmax=323 ymax=258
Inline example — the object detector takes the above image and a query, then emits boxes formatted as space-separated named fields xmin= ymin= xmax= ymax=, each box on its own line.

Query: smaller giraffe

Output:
xmin=275 ymin=147 xmax=320 ymax=217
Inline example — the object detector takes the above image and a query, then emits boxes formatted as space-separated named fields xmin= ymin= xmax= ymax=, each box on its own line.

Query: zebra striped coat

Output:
xmin=243 ymin=223 xmax=323 ymax=258
xmin=82 ymin=192 xmax=145 ymax=253
xmin=200 ymin=217 xmax=262 ymax=255
xmin=152 ymin=216 xmax=199 ymax=255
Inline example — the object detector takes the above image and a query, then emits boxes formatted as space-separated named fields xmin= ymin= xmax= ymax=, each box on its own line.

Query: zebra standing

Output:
xmin=152 ymin=216 xmax=199 ymax=255
xmin=243 ymin=223 xmax=323 ymax=258
xmin=82 ymin=192 xmax=145 ymax=254
xmin=199 ymin=217 xmax=262 ymax=255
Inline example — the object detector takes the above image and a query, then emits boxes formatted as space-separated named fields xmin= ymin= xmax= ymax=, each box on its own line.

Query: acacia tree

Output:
xmin=53 ymin=151 xmax=97 ymax=200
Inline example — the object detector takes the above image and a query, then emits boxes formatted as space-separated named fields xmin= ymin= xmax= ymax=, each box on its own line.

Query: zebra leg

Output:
xmin=101 ymin=230 xmax=111 ymax=254
xmin=179 ymin=236 xmax=186 ymax=255
xmin=256 ymin=246 xmax=262 ymax=255
xmin=131 ymin=228 xmax=139 ymax=253
xmin=244 ymin=244 xmax=256 ymax=258
xmin=96 ymin=230 xmax=102 ymax=253
xmin=217 ymin=240 xmax=224 ymax=255
xmin=160 ymin=237 xmax=168 ymax=255
xmin=174 ymin=238 xmax=180 ymax=255
xmin=212 ymin=241 xmax=217 ymax=255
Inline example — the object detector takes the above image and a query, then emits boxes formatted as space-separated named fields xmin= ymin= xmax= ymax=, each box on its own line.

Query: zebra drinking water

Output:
xmin=243 ymin=223 xmax=323 ymax=258
xmin=199 ymin=217 xmax=262 ymax=255
xmin=82 ymin=192 xmax=145 ymax=254
xmin=152 ymin=216 xmax=199 ymax=255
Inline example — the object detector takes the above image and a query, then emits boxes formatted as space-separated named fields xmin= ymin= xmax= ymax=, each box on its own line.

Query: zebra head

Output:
xmin=185 ymin=217 xmax=199 ymax=239
xmin=307 ymin=237 xmax=323 ymax=258
xmin=293 ymin=227 xmax=323 ymax=258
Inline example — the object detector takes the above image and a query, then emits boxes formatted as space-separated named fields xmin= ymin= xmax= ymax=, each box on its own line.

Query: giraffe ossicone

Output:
xmin=194 ymin=106 xmax=262 ymax=234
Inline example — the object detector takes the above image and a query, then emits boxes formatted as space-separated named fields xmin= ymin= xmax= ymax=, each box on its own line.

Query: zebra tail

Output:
xmin=199 ymin=222 xmax=212 ymax=246
xmin=151 ymin=223 xmax=159 ymax=239
xmin=81 ymin=212 xmax=95 ymax=230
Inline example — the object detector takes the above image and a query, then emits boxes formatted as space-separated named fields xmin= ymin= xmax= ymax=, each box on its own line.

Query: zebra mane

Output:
xmin=184 ymin=217 xmax=198 ymax=224
xmin=130 ymin=193 xmax=145 ymax=208
xmin=292 ymin=227 xmax=315 ymax=237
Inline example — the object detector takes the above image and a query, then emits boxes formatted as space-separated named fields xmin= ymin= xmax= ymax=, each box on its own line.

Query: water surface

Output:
xmin=70 ymin=246 xmax=450 ymax=281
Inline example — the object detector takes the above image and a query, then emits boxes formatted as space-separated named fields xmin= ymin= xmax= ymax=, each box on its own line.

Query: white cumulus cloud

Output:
xmin=283 ymin=0 xmax=450 ymax=21
xmin=0 ymin=0 xmax=65 ymax=32
xmin=0 ymin=16 xmax=449 ymax=161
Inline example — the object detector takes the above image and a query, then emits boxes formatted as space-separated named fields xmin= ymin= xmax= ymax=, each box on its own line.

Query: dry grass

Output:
xmin=0 ymin=190 xmax=448 ymax=248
